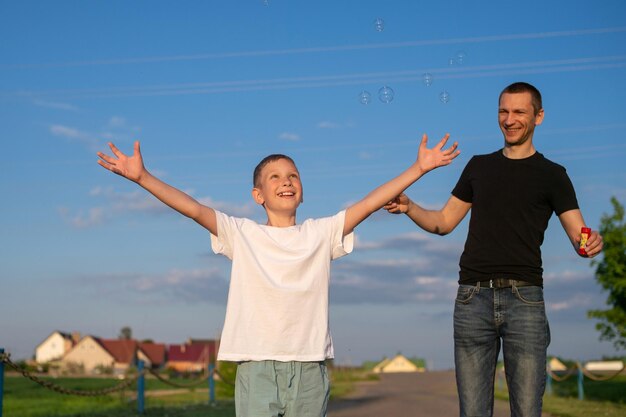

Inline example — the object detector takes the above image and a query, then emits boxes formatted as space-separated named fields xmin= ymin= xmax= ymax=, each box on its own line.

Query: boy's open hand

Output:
xmin=97 ymin=141 xmax=145 ymax=183
xmin=417 ymin=133 xmax=459 ymax=173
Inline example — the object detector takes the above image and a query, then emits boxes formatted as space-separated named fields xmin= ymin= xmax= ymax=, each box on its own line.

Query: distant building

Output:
xmin=372 ymin=354 xmax=425 ymax=373
xmin=35 ymin=331 xmax=80 ymax=363
xmin=584 ymin=360 xmax=625 ymax=373
xmin=548 ymin=357 xmax=567 ymax=371
xmin=166 ymin=339 xmax=217 ymax=373
xmin=61 ymin=336 xmax=166 ymax=374
xmin=138 ymin=342 xmax=166 ymax=369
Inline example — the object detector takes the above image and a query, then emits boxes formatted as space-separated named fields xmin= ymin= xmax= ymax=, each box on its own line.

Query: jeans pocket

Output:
xmin=513 ymin=285 xmax=545 ymax=305
xmin=455 ymin=284 xmax=477 ymax=304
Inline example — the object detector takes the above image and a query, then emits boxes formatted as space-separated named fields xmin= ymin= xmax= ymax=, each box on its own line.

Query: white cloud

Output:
xmin=50 ymin=124 xmax=102 ymax=151
xmin=76 ymin=266 xmax=230 ymax=304
xmin=108 ymin=116 xmax=127 ymax=128
xmin=62 ymin=186 xmax=255 ymax=228
xmin=547 ymin=293 xmax=594 ymax=311
xmin=33 ymin=99 xmax=79 ymax=111
xmin=317 ymin=121 xmax=340 ymax=129
xmin=279 ymin=132 xmax=301 ymax=141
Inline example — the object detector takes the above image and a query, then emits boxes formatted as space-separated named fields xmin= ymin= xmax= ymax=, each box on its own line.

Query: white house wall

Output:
xmin=35 ymin=332 xmax=66 ymax=363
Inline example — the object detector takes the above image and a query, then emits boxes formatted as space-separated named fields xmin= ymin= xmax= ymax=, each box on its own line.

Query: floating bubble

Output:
xmin=456 ymin=50 xmax=467 ymax=65
xmin=378 ymin=85 xmax=394 ymax=103
xmin=262 ymin=0 xmax=269 ymax=5
xmin=439 ymin=90 xmax=450 ymax=104
xmin=422 ymin=73 xmax=433 ymax=87
xmin=358 ymin=90 xmax=372 ymax=105
xmin=448 ymin=57 xmax=456 ymax=66
xmin=373 ymin=17 xmax=385 ymax=32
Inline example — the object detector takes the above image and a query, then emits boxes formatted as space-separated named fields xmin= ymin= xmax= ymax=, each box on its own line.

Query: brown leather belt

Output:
xmin=478 ymin=279 xmax=537 ymax=288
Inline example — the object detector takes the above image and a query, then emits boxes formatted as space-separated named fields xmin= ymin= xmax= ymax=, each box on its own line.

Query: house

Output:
xmin=35 ymin=331 xmax=80 ymax=363
xmin=61 ymin=336 xmax=133 ymax=374
xmin=547 ymin=357 xmax=568 ymax=371
xmin=166 ymin=340 xmax=217 ymax=373
xmin=372 ymin=354 xmax=425 ymax=373
xmin=138 ymin=342 xmax=166 ymax=369
xmin=584 ymin=360 xmax=625 ymax=373
xmin=60 ymin=336 xmax=167 ymax=374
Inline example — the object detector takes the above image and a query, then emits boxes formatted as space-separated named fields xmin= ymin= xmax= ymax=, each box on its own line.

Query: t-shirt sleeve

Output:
xmin=331 ymin=210 xmax=354 ymax=260
xmin=451 ymin=157 xmax=475 ymax=203
xmin=210 ymin=210 xmax=235 ymax=259
xmin=551 ymin=166 xmax=579 ymax=215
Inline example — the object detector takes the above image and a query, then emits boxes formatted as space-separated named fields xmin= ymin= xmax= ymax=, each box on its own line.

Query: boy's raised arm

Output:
xmin=343 ymin=134 xmax=459 ymax=236
xmin=97 ymin=141 xmax=217 ymax=235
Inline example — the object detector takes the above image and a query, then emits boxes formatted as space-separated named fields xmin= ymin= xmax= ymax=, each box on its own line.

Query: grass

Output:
xmin=2 ymin=374 xmax=235 ymax=417
xmin=1 ymin=365 xmax=375 ymax=417
xmin=495 ymin=374 xmax=626 ymax=417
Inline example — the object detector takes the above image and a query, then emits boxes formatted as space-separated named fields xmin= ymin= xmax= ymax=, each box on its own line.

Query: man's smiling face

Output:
xmin=498 ymin=91 xmax=544 ymax=148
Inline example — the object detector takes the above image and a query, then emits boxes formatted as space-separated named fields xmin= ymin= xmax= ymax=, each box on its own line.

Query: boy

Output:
xmin=97 ymin=133 xmax=459 ymax=417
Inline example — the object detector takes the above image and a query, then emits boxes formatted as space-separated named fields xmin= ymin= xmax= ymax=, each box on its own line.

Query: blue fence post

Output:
xmin=577 ymin=362 xmax=584 ymax=401
xmin=546 ymin=366 xmax=552 ymax=396
xmin=208 ymin=363 xmax=215 ymax=405
xmin=1 ymin=348 xmax=5 ymax=417
xmin=137 ymin=360 xmax=145 ymax=414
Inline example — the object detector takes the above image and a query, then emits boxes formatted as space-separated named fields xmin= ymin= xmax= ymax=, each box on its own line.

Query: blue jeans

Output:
xmin=454 ymin=283 xmax=550 ymax=417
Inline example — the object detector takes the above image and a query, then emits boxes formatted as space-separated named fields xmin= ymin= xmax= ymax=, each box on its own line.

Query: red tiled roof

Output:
xmin=167 ymin=341 xmax=216 ymax=363
xmin=97 ymin=339 xmax=138 ymax=364
xmin=139 ymin=342 xmax=166 ymax=365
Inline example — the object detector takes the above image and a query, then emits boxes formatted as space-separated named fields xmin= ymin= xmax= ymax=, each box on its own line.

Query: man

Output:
xmin=384 ymin=82 xmax=603 ymax=417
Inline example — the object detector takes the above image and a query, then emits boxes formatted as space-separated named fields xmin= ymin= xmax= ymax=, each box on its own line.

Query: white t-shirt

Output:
xmin=211 ymin=210 xmax=354 ymax=362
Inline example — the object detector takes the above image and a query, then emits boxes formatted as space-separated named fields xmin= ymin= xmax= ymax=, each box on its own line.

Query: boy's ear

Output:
xmin=252 ymin=187 xmax=265 ymax=205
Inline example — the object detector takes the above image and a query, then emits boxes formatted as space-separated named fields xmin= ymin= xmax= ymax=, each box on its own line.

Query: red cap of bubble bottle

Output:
xmin=579 ymin=227 xmax=591 ymax=255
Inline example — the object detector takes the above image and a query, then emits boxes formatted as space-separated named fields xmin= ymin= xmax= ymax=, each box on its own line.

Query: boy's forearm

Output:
xmin=366 ymin=163 xmax=425 ymax=211
xmin=345 ymin=163 xmax=424 ymax=234
xmin=137 ymin=171 xmax=203 ymax=219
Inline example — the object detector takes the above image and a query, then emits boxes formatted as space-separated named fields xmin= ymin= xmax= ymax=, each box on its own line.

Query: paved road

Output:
xmin=328 ymin=371 xmax=538 ymax=417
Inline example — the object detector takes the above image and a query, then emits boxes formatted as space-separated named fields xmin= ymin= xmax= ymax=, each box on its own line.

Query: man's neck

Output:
xmin=502 ymin=142 xmax=536 ymax=159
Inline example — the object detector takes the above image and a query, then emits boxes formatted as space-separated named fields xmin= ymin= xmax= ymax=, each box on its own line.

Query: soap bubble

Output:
xmin=439 ymin=90 xmax=450 ymax=104
xmin=423 ymin=73 xmax=433 ymax=87
xmin=456 ymin=51 xmax=467 ymax=65
xmin=378 ymin=85 xmax=394 ymax=103
xmin=262 ymin=0 xmax=269 ymax=5
xmin=373 ymin=17 xmax=385 ymax=32
xmin=358 ymin=90 xmax=372 ymax=105
xmin=448 ymin=57 xmax=456 ymax=66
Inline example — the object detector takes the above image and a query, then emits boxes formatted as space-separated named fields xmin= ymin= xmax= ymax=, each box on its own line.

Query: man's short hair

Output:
xmin=499 ymin=82 xmax=543 ymax=115
xmin=253 ymin=154 xmax=297 ymax=187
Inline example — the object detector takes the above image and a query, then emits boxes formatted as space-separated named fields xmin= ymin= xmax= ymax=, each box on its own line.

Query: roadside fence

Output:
xmin=0 ymin=347 xmax=235 ymax=416
xmin=546 ymin=360 xmax=625 ymax=400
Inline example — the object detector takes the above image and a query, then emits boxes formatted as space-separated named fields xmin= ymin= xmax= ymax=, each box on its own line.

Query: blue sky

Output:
xmin=1 ymin=0 xmax=625 ymax=369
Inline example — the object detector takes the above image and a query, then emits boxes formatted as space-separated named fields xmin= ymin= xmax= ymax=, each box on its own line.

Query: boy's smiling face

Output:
xmin=252 ymin=158 xmax=303 ymax=218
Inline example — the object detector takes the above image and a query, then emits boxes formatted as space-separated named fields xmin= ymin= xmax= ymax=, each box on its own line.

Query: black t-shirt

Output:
xmin=452 ymin=150 xmax=579 ymax=286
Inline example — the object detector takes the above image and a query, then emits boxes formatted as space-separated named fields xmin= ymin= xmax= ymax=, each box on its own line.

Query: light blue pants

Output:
xmin=454 ymin=283 xmax=550 ymax=417
xmin=235 ymin=360 xmax=330 ymax=417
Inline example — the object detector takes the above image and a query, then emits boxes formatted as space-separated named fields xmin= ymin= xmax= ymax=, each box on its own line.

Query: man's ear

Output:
xmin=534 ymin=108 xmax=545 ymax=126
xmin=252 ymin=187 xmax=265 ymax=205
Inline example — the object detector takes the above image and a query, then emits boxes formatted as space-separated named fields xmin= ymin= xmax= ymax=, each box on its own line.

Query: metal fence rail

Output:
xmin=546 ymin=361 xmax=625 ymax=400
xmin=0 ymin=347 xmax=236 ymax=416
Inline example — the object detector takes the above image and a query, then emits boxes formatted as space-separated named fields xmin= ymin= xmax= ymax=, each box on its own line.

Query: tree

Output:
xmin=119 ymin=326 xmax=132 ymax=340
xmin=587 ymin=197 xmax=626 ymax=350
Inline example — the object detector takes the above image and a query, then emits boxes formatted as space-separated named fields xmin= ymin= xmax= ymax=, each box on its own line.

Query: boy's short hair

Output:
xmin=499 ymin=82 xmax=543 ymax=115
xmin=253 ymin=154 xmax=297 ymax=187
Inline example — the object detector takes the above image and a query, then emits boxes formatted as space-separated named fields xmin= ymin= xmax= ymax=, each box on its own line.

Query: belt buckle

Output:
xmin=489 ymin=279 xmax=494 ymax=288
